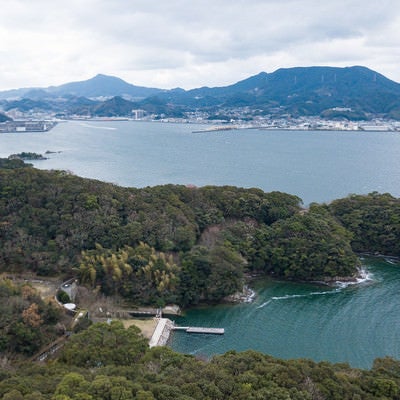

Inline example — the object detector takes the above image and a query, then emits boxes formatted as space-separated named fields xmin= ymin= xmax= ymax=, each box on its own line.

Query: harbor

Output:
xmin=148 ymin=315 xmax=225 ymax=348
xmin=0 ymin=120 xmax=57 ymax=133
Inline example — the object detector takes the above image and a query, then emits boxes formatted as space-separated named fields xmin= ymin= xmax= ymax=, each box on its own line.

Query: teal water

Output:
xmin=1 ymin=121 xmax=400 ymax=367
xmin=0 ymin=120 xmax=400 ymax=204
xmin=170 ymin=257 xmax=400 ymax=369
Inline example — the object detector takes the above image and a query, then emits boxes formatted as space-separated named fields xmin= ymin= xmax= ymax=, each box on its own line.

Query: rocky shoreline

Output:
xmin=224 ymin=285 xmax=256 ymax=303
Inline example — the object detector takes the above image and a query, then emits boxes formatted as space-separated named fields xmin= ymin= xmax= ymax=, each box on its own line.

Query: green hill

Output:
xmin=0 ymin=160 xmax=361 ymax=307
xmin=2 ymin=320 xmax=400 ymax=399
xmin=2 ymin=66 xmax=400 ymax=119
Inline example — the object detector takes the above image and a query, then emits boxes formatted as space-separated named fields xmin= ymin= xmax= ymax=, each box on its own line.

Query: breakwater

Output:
xmin=149 ymin=318 xmax=175 ymax=347
xmin=149 ymin=319 xmax=225 ymax=347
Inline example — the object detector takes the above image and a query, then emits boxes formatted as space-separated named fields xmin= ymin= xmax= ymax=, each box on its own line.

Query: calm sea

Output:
xmin=0 ymin=120 xmax=399 ymax=204
xmin=1 ymin=120 xmax=400 ymax=368
xmin=170 ymin=257 xmax=400 ymax=369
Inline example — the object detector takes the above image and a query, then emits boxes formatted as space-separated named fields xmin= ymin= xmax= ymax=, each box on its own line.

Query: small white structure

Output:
xmin=64 ymin=303 xmax=77 ymax=311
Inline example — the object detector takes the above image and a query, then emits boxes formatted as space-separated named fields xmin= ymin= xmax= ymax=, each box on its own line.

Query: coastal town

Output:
xmin=1 ymin=111 xmax=400 ymax=133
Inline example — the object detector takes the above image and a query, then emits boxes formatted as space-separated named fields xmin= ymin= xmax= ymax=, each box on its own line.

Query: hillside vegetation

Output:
xmin=0 ymin=278 xmax=62 ymax=358
xmin=1 ymin=321 xmax=400 ymax=399
xmin=1 ymin=160 xmax=399 ymax=308
xmin=1 ymin=161 xmax=400 ymax=398
xmin=327 ymin=192 xmax=400 ymax=255
xmin=0 ymin=161 xmax=366 ymax=307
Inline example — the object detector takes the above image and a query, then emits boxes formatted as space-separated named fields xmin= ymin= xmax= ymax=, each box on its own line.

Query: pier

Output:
xmin=173 ymin=326 xmax=225 ymax=335
xmin=149 ymin=319 xmax=225 ymax=347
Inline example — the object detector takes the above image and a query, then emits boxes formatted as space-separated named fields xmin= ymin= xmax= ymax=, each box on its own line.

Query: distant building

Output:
xmin=132 ymin=109 xmax=145 ymax=120
xmin=0 ymin=120 xmax=57 ymax=133
xmin=360 ymin=125 xmax=391 ymax=131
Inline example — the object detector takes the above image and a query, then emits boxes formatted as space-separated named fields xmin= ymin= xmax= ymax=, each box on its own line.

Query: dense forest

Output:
xmin=1 ymin=320 xmax=400 ymax=399
xmin=1 ymin=159 xmax=400 ymax=398
xmin=1 ymin=159 xmax=399 ymax=308
xmin=0 ymin=278 xmax=62 ymax=358
xmin=327 ymin=192 xmax=400 ymax=256
xmin=0 ymin=159 xmax=364 ymax=307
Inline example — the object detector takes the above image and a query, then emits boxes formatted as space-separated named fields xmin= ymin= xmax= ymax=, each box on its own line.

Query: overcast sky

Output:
xmin=1 ymin=0 xmax=400 ymax=90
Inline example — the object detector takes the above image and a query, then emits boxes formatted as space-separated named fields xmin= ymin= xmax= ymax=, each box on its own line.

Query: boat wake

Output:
xmin=256 ymin=289 xmax=340 ymax=308
xmin=79 ymin=123 xmax=116 ymax=130
xmin=256 ymin=268 xmax=374 ymax=309
xmin=272 ymin=290 xmax=340 ymax=301
xmin=256 ymin=300 xmax=271 ymax=309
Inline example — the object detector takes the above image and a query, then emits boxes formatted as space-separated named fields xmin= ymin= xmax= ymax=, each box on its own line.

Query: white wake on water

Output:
xmin=78 ymin=123 xmax=116 ymax=130
xmin=256 ymin=268 xmax=374 ymax=308
xmin=335 ymin=267 xmax=374 ymax=288
xmin=256 ymin=300 xmax=271 ymax=309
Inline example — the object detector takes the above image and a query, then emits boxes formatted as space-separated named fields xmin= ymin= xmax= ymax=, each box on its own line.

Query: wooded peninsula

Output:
xmin=1 ymin=158 xmax=400 ymax=399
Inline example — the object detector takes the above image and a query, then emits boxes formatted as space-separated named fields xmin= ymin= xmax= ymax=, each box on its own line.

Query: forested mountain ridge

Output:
xmin=1 ymin=160 xmax=399 ymax=309
xmin=0 ymin=160 xmax=359 ymax=306
xmin=2 ymin=66 xmax=400 ymax=119
xmin=164 ymin=66 xmax=400 ymax=117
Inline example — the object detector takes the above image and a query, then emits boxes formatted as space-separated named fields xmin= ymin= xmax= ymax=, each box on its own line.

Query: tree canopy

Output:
xmin=1 ymin=322 xmax=400 ymax=399
xmin=0 ymin=161 xmax=371 ymax=307
xmin=3 ymin=161 xmax=399 ymax=308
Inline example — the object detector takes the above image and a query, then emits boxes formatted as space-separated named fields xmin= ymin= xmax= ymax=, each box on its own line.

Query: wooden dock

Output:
xmin=173 ymin=326 xmax=224 ymax=335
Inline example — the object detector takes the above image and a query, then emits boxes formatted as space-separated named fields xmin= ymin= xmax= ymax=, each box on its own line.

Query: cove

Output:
xmin=169 ymin=257 xmax=400 ymax=369
xmin=1 ymin=121 xmax=399 ymax=367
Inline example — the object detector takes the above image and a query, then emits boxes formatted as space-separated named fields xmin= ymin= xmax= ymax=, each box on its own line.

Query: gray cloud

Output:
xmin=0 ymin=0 xmax=400 ymax=89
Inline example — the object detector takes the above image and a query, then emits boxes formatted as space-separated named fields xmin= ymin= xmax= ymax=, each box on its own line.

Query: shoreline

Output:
xmin=149 ymin=318 xmax=175 ymax=348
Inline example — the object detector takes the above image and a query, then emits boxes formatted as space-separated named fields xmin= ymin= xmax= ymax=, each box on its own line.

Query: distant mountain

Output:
xmin=91 ymin=96 xmax=138 ymax=117
xmin=90 ymin=95 xmax=185 ymax=118
xmin=23 ymin=88 xmax=55 ymax=100
xmin=1 ymin=66 xmax=400 ymax=119
xmin=2 ymin=98 xmax=56 ymax=113
xmin=0 ymin=112 xmax=11 ymax=122
xmin=160 ymin=66 xmax=400 ymax=118
xmin=46 ymin=74 xmax=163 ymax=99
xmin=0 ymin=74 xmax=163 ymax=101
xmin=0 ymin=88 xmax=34 ymax=100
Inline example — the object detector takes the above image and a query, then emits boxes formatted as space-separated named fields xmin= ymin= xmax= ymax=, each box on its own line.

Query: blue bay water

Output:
xmin=170 ymin=258 xmax=400 ymax=369
xmin=1 ymin=120 xmax=400 ymax=368
xmin=1 ymin=120 xmax=399 ymax=204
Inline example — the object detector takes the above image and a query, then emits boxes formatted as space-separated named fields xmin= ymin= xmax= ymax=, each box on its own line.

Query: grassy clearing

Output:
xmin=121 ymin=318 xmax=158 ymax=339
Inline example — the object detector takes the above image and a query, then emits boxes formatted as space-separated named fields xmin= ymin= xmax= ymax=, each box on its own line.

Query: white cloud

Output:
xmin=0 ymin=0 xmax=400 ymax=90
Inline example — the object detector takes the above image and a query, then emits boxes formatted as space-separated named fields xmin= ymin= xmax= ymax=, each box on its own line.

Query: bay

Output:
xmin=0 ymin=120 xmax=400 ymax=204
xmin=170 ymin=257 xmax=400 ymax=369
xmin=1 ymin=120 xmax=400 ymax=368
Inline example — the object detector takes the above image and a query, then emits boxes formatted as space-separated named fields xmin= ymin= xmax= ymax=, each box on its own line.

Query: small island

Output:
xmin=8 ymin=152 xmax=48 ymax=161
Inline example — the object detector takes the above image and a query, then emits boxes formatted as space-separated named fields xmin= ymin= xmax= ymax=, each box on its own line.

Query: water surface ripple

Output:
xmin=170 ymin=258 xmax=400 ymax=369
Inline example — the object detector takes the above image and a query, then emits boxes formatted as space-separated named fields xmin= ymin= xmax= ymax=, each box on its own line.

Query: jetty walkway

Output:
xmin=149 ymin=317 xmax=225 ymax=347
xmin=172 ymin=326 xmax=225 ymax=334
